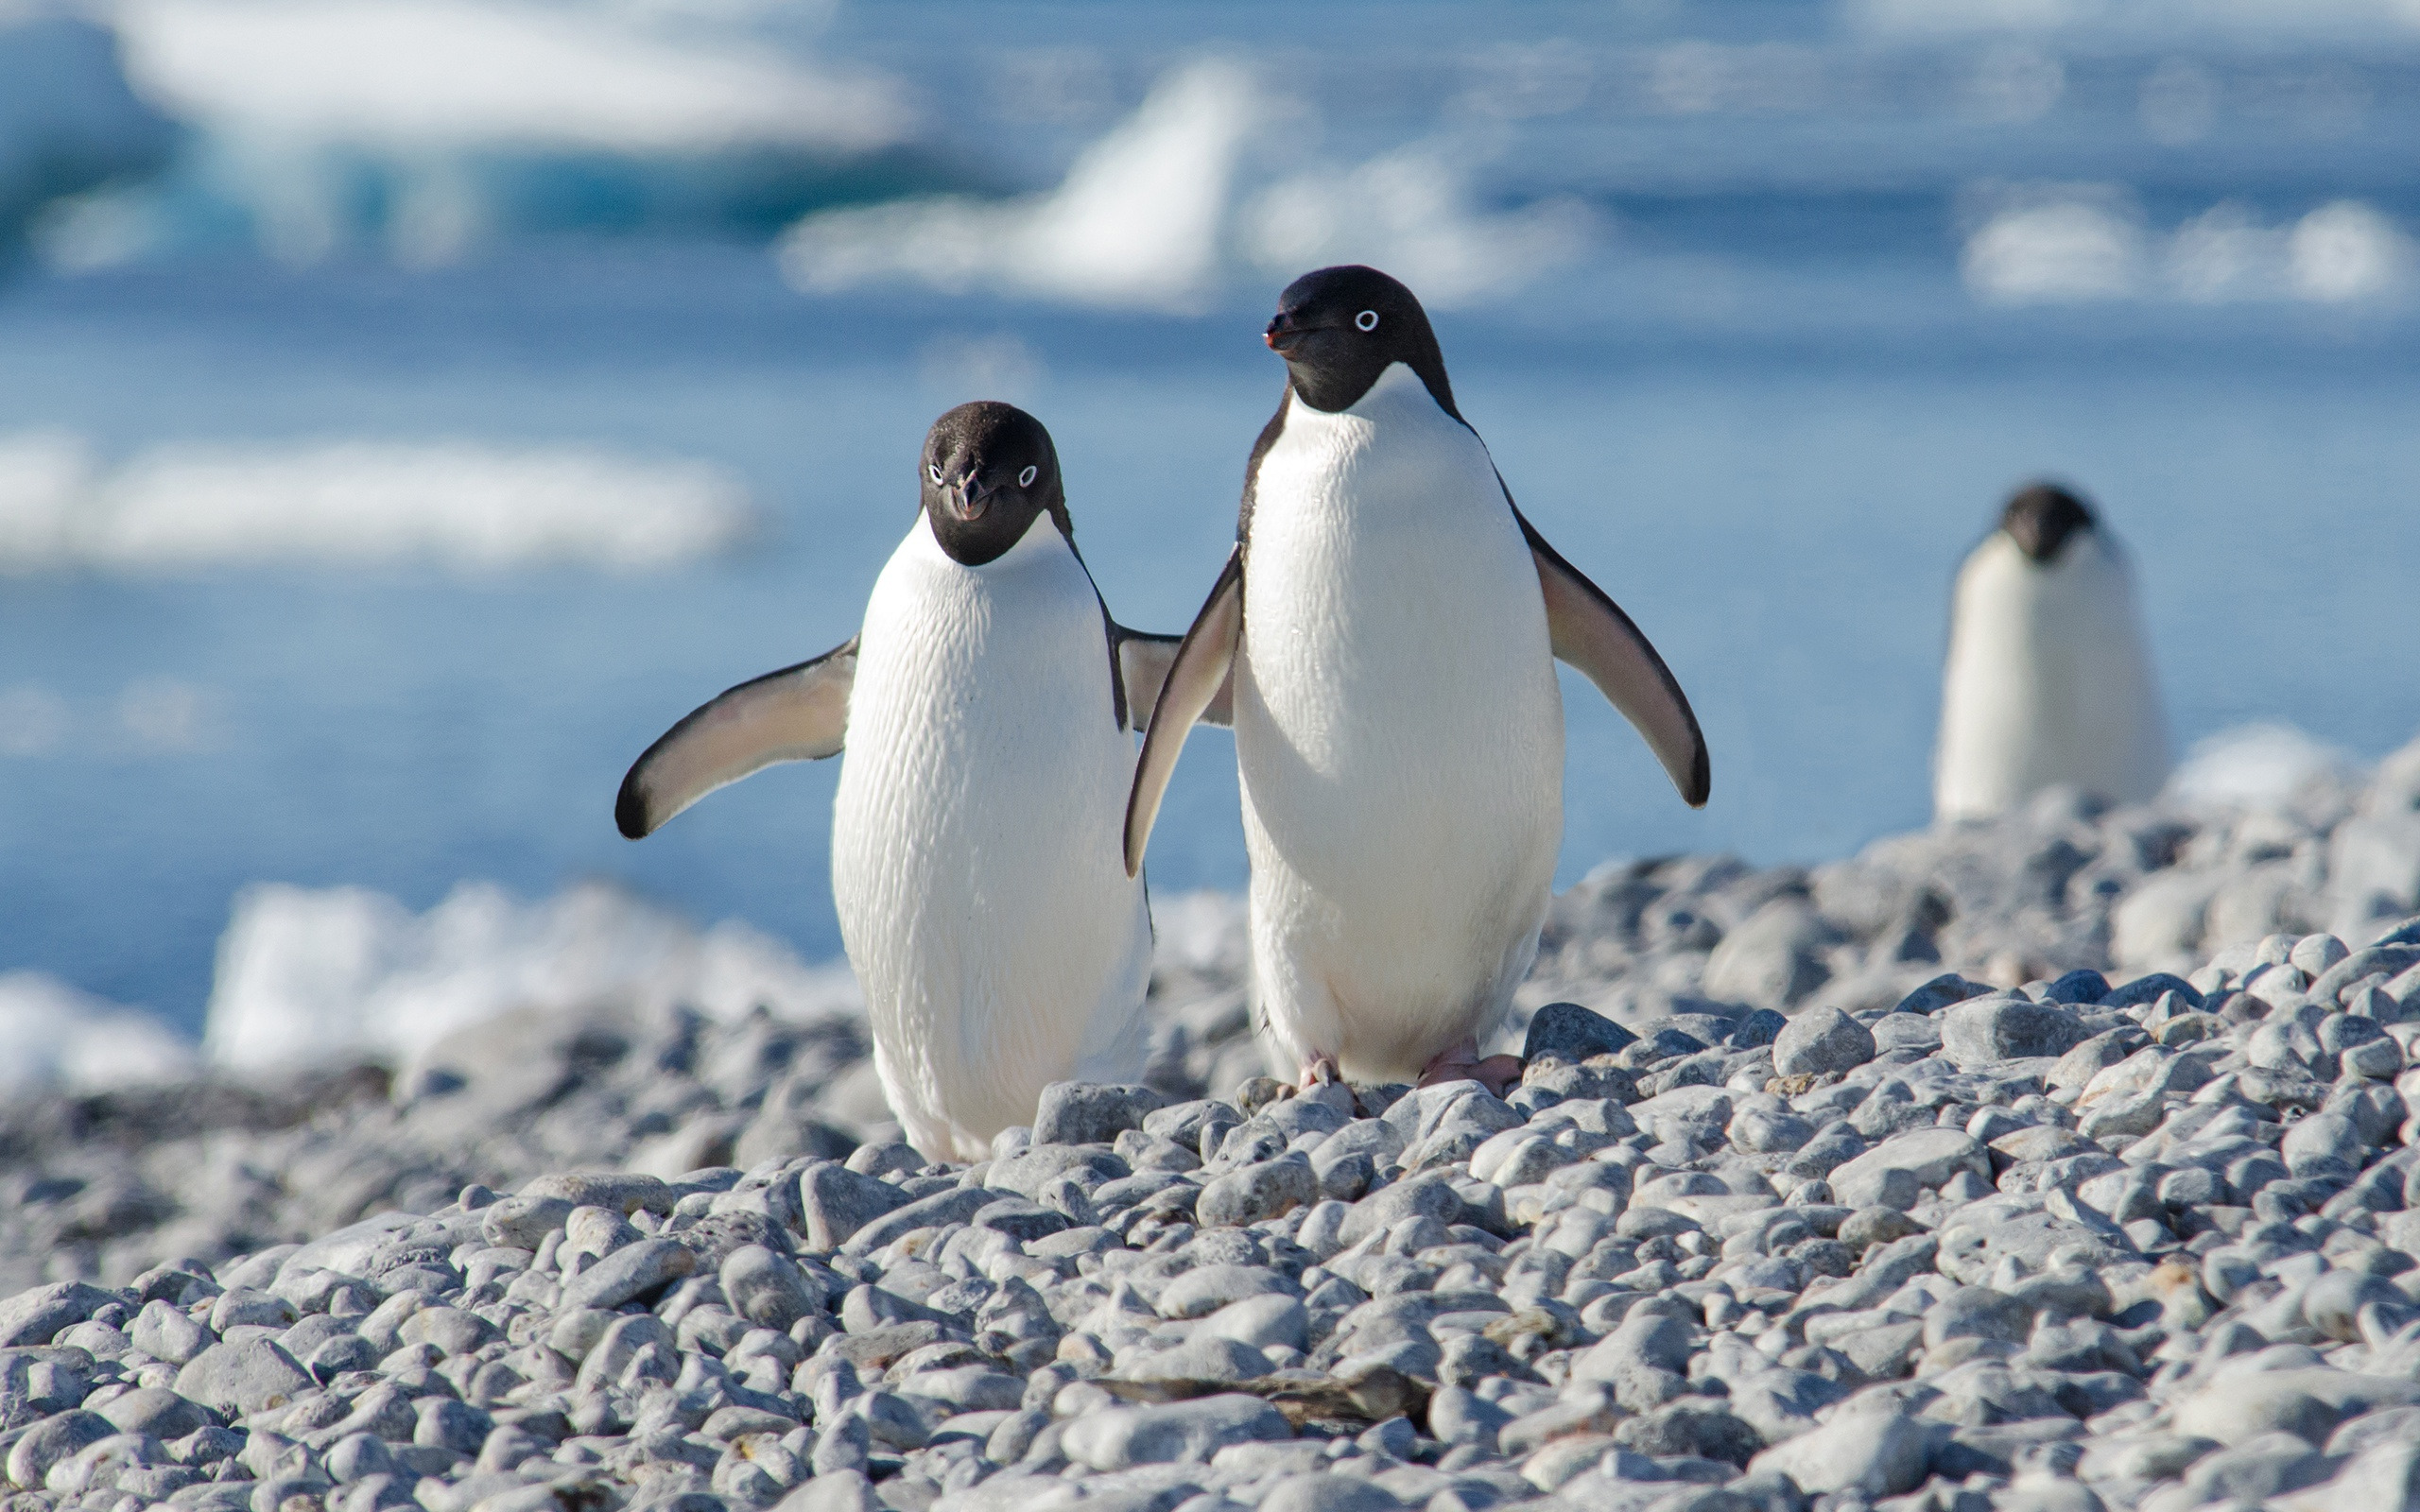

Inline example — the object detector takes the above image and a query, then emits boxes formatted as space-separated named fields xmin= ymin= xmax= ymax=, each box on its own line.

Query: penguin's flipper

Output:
xmin=1123 ymin=549 xmax=1243 ymax=875
xmin=615 ymin=636 xmax=858 ymax=839
xmin=1517 ymin=511 xmax=1711 ymax=808
xmin=1115 ymin=627 xmax=1235 ymax=734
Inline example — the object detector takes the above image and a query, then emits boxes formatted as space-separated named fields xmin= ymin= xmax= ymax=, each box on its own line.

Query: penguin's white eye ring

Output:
xmin=1018 ymin=465 xmax=1038 ymax=487
xmin=1356 ymin=310 xmax=1379 ymax=332
xmin=928 ymin=463 xmax=943 ymax=485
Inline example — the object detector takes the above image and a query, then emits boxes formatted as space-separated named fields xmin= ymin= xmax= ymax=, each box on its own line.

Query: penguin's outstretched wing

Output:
xmin=1114 ymin=626 xmax=1235 ymax=735
xmin=1123 ymin=549 xmax=1244 ymax=875
xmin=1516 ymin=509 xmax=1711 ymax=808
xmin=615 ymin=637 xmax=858 ymax=839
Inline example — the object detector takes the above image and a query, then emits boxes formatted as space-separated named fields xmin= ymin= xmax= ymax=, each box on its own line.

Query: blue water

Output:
xmin=4 ymin=3 xmax=2420 ymax=1033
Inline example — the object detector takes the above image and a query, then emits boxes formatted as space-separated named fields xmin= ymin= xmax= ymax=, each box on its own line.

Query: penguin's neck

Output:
xmin=1264 ymin=362 xmax=1491 ymax=529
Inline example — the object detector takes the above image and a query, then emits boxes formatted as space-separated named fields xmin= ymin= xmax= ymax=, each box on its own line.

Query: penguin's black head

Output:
xmin=1264 ymin=265 xmax=1458 ymax=417
xmin=919 ymin=402 xmax=1071 ymax=566
xmin=1999 ymin=482 xmax=2097 ymax=564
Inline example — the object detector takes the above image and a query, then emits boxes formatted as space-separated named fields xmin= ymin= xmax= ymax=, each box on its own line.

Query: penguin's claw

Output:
xmin=1299 ymin=1056 xmax=1340 ymax=1089
xmin=1418 ymin=1040 xmax=1524 ymax=1097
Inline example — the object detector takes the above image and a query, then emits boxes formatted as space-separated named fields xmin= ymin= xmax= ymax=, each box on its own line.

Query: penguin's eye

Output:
xmin=928 ymin=464 xmax=943 ymax=485
xmin=1356 ymin=310 xmax=1379 ymax=332
xmin=1018 ymin=465 xmax=1038 ymax=488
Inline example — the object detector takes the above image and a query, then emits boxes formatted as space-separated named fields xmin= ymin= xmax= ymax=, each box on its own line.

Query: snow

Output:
xmin=0 ymin=432 xmax=754 ymax=574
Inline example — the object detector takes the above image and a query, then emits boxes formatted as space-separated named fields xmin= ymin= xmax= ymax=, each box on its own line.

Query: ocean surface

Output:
xmin=2 ymin=0 xmax=2418 ymax=1046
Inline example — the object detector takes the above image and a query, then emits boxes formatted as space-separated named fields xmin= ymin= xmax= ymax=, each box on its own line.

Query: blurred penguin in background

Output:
xmin=1934 ymin=481 xmax=2169 ymax=822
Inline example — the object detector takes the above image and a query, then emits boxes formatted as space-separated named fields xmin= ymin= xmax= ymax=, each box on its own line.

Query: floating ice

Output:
xmin=0 ymin=972 xmax=198 ymax=1094
xmin=0 ymin=432 xmax=753 ymax=574
xmin=1961 ymin=186 xmax=2145 ymax=304
xmin=203 ymin=879 xmax=862 ymax=1073
xmin=2290 ymin=200 xmax=2415 ymax=302
xmin=1963 ymin=186 xmax=2414 ymax=307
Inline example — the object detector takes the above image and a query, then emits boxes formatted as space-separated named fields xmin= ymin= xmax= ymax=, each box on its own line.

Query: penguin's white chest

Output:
xmin=832 ymin=515 xmax=1150 ymax=1158
xmin=1236 ymin=363 xmax=1563 ymax=1079
xmin=1935 ymin=529 xmax=2169 ymax=821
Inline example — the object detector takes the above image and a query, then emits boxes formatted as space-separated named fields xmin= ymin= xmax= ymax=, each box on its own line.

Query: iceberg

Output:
xmin=0 ymin=431 xmax=753 ymax=574
xmin=40 ymin=0 xmax=948 ymax=265
xmin=781 ymin=58 xmax=1599 ymax=313
xmin=782 ymin=59 xmax=1257 ymax=313
xmin=0 ymin=13 xmax=176 ymax=251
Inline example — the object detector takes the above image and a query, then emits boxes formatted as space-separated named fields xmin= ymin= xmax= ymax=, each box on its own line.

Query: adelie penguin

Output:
xmin=1934 ymin=481 xmax=2169 ymax=823
xmin=1126 ymin=265 xmax=1709 ymax=1093
xmin=615 ymin=402 xmax=1225 ymax=1161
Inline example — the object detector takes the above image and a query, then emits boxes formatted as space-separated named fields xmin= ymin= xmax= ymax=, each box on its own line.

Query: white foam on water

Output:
xmin=0 ymin=972 xmax=198 ymax=1095
xmin=0 ymin=433 xmax=753 ymax=574
xmin=111 ymin=0 xmax=915 ymax=155
xmin=2165 ymin=722 xmax=2362 ymax=812
xmin=1149 ymin=889 xmax=1247 ymax=977
xmin=203 ymin=879 xmax=862 ymax=1073
xmin=781 ymin=58 xmax=1255 ymax=313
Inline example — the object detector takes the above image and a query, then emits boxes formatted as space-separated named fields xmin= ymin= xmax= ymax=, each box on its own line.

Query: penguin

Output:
xmin=1124 ymin=265 xmax=1709 ymax=1093
xmin=1933 ymin=481 xmax=2169 ymax=823
xmin=615 ymin=402 xmax=1224 ymax=1160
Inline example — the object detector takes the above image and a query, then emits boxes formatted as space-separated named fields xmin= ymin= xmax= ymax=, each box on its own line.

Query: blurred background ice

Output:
xmin=1 ymin=0 xmax=2416 ymax=1075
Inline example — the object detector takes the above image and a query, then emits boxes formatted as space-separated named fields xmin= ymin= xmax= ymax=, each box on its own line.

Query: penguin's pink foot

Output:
xmin=1299 ymin=1055 xmax=1341 ymax=1089
xmin=1418 ymin=1038 xmax=1524 ymax=1097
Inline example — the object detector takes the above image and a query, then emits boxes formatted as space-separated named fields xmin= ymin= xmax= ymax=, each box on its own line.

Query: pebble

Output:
xmin=1061 ymin=1394 xmax=1293 ymax=1469
xmin=1032 ymin=1081 xmax=1166 ymax=1145
xmin=172 ymin=1338 xmax=315 ymax=1417
xmin=1770 ymin=1005 xmax=1876 ymax=1077
xmin=1196 ymin=1156 xmax=1318 ymax=1228
xmin=4 ymin=747 xmax=2420 ymax=1509
xmin=559 ymin=1233 xmax=698 ymax=1313
xmin=1940 ymin=995 xmax=2090 ymax=1067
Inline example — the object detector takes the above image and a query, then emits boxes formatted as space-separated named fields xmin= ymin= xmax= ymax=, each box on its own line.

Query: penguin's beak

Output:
xmin=946 ymin=472 xmax=991 ymax=522
xmin=1265 ymin=310 xmax=1305 ymax=355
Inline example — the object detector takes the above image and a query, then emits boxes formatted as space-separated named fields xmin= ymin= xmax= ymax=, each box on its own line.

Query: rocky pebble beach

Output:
xmin=6 ymin=736 xmax=2420 ymax=1511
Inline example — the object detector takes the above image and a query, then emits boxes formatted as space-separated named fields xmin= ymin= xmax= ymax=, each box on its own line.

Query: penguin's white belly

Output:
xmin=832 ymin=517 xmax=1150 ymax=1160
xmin=1935 ymin=530 xmax=2169 ymax=821
xmin=1236 ymin=366 xmax=1563 ymax=1082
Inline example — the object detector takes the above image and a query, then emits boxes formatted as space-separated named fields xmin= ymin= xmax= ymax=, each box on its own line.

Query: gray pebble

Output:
xmin=1770 ymin=1005 xmax=1876 ymax=1077
xmin=1060 ymin=1394 xmax=1293 ymax=1469
xmin=559 ymin=1234 xmax=697 ymax=1311
xmin=1196 ymin=1156 xmax=1317 ymax=1228
xmin=174 ymin=1338 xmax=315 ymax=1417
xmin=1033 ymin=1081 xmax=1167 ymax=1145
